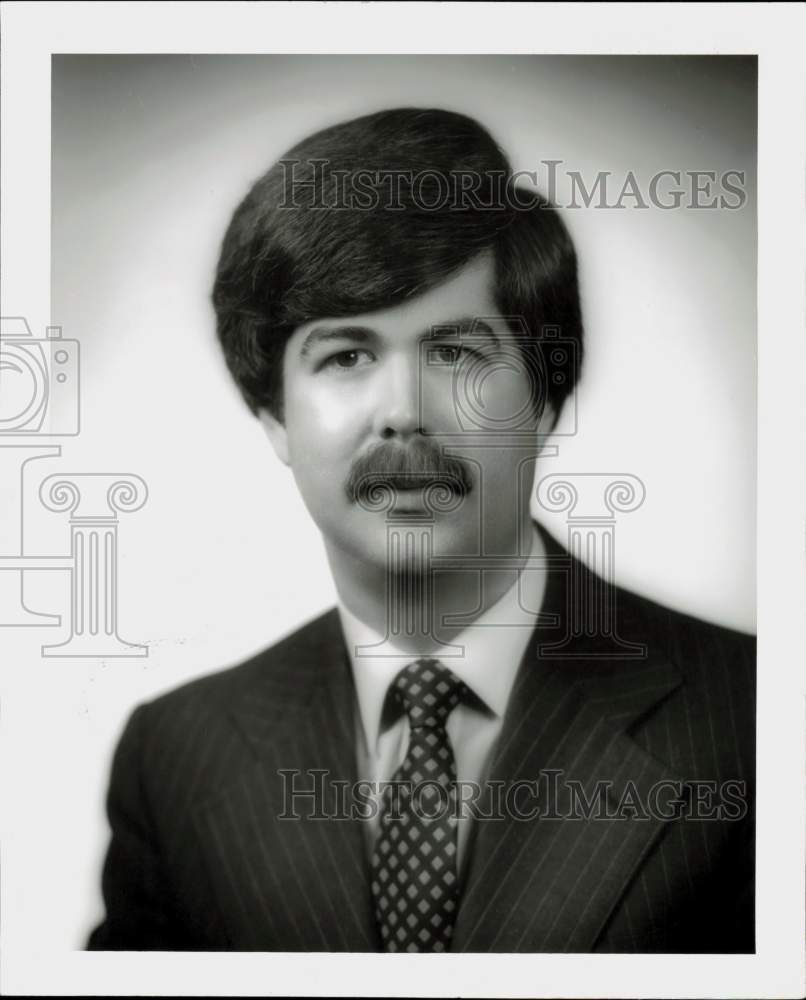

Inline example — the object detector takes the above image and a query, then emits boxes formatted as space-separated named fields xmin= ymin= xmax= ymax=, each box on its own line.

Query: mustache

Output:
xmin=345 ymin=439 xmax=474 ymax=505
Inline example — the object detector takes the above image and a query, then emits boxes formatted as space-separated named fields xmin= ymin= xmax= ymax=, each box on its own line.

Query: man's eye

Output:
xmin=322 ymin=349 xmax=373 ymax=370
xmin=429 ymin=345 xmax=464 ymax=365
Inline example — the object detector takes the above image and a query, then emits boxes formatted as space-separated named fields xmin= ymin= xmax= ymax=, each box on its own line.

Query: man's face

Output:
xmin=259 ymin=253 xmax=553 ymax=574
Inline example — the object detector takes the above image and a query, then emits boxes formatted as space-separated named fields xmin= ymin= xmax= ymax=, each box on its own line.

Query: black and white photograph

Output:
xmin=1 ymin=3 xmax=804 ymax=998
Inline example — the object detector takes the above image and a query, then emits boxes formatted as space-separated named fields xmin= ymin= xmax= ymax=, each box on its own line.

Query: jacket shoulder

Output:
xmin=140 ymin=606 xmax=342 ymax=723
xmin=614 ymin=580 xmax=755 ymax=671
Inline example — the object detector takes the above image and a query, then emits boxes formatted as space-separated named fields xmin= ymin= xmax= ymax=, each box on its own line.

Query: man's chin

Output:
xmin=341 ymin=512 xmax=478 ymax=574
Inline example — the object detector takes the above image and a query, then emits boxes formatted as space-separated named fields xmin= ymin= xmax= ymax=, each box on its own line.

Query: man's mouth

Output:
xmin=348 ymin=471 xmax=472 ymax=511
xmin=380 ymin=474 xmax=456 ymax=491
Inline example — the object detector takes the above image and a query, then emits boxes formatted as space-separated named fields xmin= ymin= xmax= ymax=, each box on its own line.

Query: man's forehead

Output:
xmin=290 ymin=252 xmax=500 ymax=347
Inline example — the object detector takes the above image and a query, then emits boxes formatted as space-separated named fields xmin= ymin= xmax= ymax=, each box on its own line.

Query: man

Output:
xmin=88 ymin=108 xmax=755 ymax=953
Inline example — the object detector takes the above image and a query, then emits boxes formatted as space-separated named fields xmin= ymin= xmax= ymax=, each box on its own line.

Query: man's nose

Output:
xmin=373 ymin=357 xmax=424 ymax=439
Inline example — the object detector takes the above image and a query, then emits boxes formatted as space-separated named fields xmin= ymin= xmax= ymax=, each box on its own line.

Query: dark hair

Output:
xmin=212 ymin=107 xmax=583 ymax=424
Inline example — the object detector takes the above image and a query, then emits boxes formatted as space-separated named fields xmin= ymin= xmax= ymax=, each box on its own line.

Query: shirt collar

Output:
xmin=338 ymin=526 xmax=547 ymax=756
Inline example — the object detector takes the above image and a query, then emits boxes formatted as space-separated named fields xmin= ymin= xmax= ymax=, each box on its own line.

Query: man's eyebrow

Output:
xmin=298 ymin=318 xmax=500 ymax=358
xmin=426 ymin=318 xmax=499 ymax=342
xmin=298 ymin=326 xmax=375 ymax=358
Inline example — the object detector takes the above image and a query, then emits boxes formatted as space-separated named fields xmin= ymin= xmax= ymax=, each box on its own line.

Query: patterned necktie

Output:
xmin=371 ymin=658 xmax=469 ymax=952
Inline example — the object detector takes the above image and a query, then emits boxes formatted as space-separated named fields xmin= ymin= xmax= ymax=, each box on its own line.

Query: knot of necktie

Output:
xmin=391 ymin=657 xmax=469 ymax=730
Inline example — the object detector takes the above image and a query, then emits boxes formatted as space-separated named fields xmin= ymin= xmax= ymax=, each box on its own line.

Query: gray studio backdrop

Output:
xmin=47 ymin=54 xmax=755 ymax=947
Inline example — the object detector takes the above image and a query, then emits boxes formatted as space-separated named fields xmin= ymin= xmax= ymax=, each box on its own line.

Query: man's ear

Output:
xmin=257 ymin=408 xmax=290 ymax=466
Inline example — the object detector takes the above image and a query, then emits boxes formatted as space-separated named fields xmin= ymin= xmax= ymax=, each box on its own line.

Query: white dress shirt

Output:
xmin=337 ymin=528 xmax=547 ymax=871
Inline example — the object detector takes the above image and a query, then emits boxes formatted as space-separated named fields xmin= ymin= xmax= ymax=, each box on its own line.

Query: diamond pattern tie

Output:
xmin=371 ymin=658 xmax=469 ymax=952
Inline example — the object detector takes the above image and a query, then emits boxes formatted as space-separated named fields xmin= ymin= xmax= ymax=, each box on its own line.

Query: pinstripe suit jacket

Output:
xmin=88 ymin=524 xmax=755 ymax=952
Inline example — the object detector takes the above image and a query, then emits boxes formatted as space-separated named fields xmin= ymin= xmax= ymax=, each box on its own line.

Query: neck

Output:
xmin=326 ymin=518 xmax=543 ymax=656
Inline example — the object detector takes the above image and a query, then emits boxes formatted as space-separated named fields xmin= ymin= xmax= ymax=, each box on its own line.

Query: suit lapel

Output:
xmin=193 ymin=611 xmax=380 ymax=951
xmin=452 ymin=540 xmax=684 ymax=953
